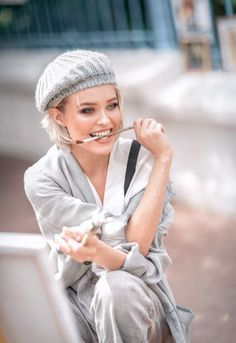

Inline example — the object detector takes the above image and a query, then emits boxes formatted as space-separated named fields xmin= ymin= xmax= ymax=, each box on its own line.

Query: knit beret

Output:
xmin=35 ymin=49 xmax=117 ymax=113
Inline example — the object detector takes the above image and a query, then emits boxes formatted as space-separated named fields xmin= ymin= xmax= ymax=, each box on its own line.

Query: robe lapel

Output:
xmin=61 ymin=149 xmax=97 ymax=204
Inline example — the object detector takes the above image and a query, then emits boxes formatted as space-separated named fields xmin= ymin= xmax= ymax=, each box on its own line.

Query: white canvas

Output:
xmin=0 ymin=232 xmax=79 ymax=343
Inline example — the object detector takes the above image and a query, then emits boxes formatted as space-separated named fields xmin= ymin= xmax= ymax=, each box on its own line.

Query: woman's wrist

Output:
xmin=93 ymin=239 xmax=126 ymax=270
xmin=153 ymin=148 xmax=173 ymax=163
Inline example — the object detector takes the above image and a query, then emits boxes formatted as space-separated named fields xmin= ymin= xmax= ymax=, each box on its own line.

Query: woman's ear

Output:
xmin=48 ymin=108 xmax=65 ymax=127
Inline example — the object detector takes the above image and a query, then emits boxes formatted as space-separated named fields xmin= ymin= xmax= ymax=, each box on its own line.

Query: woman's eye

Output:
xmin=107 ymin=102 xmax=119 ymax=111
xmin=80 ymin=107 xmax=94 ymax=114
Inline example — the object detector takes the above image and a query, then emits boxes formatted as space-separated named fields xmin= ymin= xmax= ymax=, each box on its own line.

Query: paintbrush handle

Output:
xmin=107 ymin=126 xmax=133 ymax=137
xmin=76 ymin=126 xmax=133 ymax=144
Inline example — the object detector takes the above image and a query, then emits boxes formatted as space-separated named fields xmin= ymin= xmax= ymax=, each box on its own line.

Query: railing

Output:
xmin=0 ymin=0 xmax=177 ymax=49
xmin=210 ymin=0 xmax=236 ymax=68
xmin=222 ymin=0 xmax=235 ymax=15
xmin=0 ymin=0 xmax=235 ymax=69
xmin=211 ymin=0 xmax=236 ymax=16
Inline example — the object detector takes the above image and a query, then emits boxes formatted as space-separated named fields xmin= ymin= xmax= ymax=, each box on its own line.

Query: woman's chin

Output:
xmin=91 ymin=135 xmax=117 ymax=154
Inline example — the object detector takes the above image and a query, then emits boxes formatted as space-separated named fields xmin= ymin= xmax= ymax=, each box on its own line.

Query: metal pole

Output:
xmin=147 ymin=0 xmax=177 ymax=49
xmin=224 ymin=0 xmax=234 ymax=16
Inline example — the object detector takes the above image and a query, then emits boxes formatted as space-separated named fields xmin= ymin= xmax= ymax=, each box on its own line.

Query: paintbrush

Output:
xmin=75 ymin=126 xmax=134 ymax=144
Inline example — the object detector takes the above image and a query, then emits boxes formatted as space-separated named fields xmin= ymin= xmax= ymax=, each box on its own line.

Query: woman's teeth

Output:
xmin=90 ymin=129 xmax=111 ymax=137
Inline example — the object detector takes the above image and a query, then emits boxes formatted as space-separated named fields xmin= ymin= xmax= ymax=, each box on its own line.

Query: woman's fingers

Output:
xmin=55 ymin=234 xmax=73 ymax=254
xmin=134 ymin=118 xmax=163 ymax=132
xmin=133 ymin=118 xmax=172 ymax=160
xmin=55 ymin=229 xmax=98 ymax=263
xmin=135 ymin=118 xmax=163 ymax=139
xmin=145 ymin=119 xmax=161 ymax=132
xmin=80 ymin=232 xmax=90 ymax=246
xmin=62 ymin=226 xmax=83 ymax=242
xmin=133 ymin=118 xmax=143 ymax=134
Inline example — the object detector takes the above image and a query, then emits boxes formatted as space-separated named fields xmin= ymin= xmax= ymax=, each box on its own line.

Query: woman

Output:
xmin=24 ymin=50 xmax=194 ymax=343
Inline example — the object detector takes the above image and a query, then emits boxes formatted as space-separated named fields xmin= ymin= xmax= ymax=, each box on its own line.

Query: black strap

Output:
xmin=124 ymin=140 xmax=141 ymax=196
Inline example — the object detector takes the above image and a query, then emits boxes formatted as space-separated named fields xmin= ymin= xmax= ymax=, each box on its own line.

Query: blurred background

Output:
xmin=0 ymin=0 xmax=236 ymax=342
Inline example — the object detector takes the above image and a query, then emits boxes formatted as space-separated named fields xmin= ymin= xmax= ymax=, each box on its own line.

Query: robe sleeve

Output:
xmin=93 ymin=181 xmax=175 ymax=287
xmin=24 ymin=168 xmax=103 ymax=287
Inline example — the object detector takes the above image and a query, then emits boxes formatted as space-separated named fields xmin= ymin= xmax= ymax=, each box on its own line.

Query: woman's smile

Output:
xmin=89 ymin=128 xmax=112 ymax=138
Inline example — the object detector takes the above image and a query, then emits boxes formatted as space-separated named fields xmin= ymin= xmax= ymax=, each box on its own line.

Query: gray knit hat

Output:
xmin=35 ymin=49 xmax=117 ymax=113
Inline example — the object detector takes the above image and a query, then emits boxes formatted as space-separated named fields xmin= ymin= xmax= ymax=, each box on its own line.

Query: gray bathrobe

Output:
xmin=24 ymin=137 xmax=194 ymax=343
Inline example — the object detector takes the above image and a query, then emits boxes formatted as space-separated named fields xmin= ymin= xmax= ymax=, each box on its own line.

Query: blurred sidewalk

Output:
xmin=0 ymin=154 xmax=236 ymax=343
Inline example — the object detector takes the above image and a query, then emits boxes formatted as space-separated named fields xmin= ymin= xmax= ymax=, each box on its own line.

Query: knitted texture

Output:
xmin=35 ymin=50 xmax=117 ymax=113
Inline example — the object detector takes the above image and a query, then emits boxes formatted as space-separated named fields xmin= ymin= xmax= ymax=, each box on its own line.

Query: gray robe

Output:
xmin=24 ymin=138 xmax=194 ymax=343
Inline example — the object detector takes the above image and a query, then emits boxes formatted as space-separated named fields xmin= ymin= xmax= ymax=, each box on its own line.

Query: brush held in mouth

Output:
xmin=75 ymin=126 xmax=134 ymax=144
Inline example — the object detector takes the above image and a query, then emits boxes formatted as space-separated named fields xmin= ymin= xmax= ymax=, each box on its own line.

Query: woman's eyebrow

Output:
xmin=77 ymin=97 xmax=117 ymax=107
xmin=76 ymin=95 xmax=95 ymax=108
xmin=78 ymin=101 xmax=96 ymax=106
xmin=107 ymin=97 xmax=117 ymax=103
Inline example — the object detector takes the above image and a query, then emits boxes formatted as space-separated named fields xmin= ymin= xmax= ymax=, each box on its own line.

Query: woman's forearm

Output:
xmin=125 ymin=154 xmax=172 ymax=256
xmin=57 ymin=229 xmax=126 ymax=270
xmin=93 ymin=239 xmax=127 ymax=270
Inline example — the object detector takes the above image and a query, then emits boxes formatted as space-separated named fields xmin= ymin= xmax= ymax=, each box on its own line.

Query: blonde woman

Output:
xmin=24 ymin=50 xmax=194 ymax=343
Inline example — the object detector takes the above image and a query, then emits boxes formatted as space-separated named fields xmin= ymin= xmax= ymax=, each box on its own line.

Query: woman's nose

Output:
xmin=97 ymin=111 xmax=111 ymax=125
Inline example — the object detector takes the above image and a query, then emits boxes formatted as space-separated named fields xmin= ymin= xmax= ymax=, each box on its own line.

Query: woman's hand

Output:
xmin=55 ymin=227 xmax=99 ymax=263
xmin=55 ymin=226 xmax=127 ymax=270
xmin=133 ymin=118 xmax=173 ymax=161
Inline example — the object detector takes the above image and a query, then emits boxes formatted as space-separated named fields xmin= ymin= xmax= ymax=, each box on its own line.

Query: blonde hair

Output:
xmin=41 ymin=86 xmax=123 ymax=150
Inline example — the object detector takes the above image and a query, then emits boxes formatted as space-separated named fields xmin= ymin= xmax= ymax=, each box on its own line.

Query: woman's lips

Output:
xmin=94 ymin=134 xmax=114 ymax=144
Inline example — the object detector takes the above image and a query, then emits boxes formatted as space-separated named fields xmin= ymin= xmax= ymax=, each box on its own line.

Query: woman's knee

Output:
xmin=91 ymin=271 xmax=168 ymax=342
xmin=95 ymin=271 xmax=135 ymax=302
xmin=93 ymin=270 xmax=153 ymax=315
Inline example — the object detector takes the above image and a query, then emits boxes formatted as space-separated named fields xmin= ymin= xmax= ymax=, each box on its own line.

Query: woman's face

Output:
xmin=57 ymin=84 xmax=121 ymax=156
